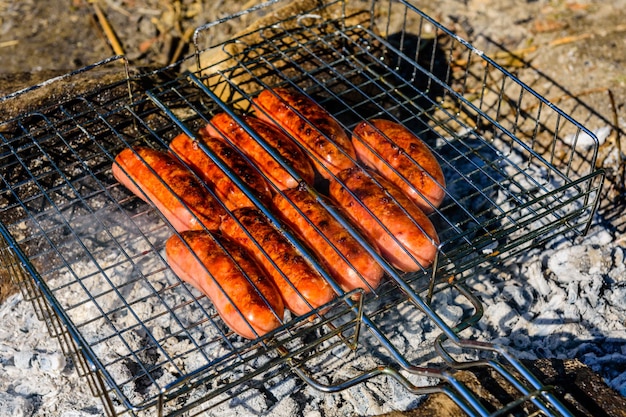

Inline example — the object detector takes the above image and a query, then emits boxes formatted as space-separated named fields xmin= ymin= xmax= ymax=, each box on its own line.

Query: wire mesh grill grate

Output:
xmin=0 ymin=0 xmax=604 ymax=416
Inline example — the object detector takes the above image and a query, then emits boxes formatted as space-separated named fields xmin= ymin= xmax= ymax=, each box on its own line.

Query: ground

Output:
xmin=0 ymin=0 xmax=625 ymax=416
xmin=1 ymin=0 xmax=623 ymax=200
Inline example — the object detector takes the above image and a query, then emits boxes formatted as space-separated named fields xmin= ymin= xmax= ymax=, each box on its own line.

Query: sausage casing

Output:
xmin=165 ymin=230 xmax=284 ymax=339
xmin=352 ymin=119 xmax=445 ymax=213
xmin=204 ymin=113 xmax=315 ymax=189
xmin=220 ymin=207 xmax=336 ymax=315
xmin=329 ymin=167 xmax=439 ymax=272
xmin=112 ymin=147 xmax=225 ymax=232
xmin=272 ymin=186 xmax=384 ymax=293
xmin=169 ymin=132 xmax=272 ymax=210
xmin=253 ymin=87 xmax=356 ymax=179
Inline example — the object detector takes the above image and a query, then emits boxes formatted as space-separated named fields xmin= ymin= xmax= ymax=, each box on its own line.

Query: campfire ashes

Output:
xmin=1 ymin=0 xmax=626 ymax=416
xmin=0 ymin=218 xmax=624 ymax=416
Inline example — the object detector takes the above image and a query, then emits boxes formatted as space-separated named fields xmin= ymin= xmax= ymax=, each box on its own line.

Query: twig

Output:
xmin=549 ymin=33 xmax=594 ymax=47
xmin=92 ymin=0 xmax=125 ymax=56
xmin=104 ymin=0 xmax=132 ymax=18
xmin=242 ymin=0 xmax=263 ymax=10
xmin=169 ymin=26 xmax=196 ymax=66
xmin=0 ymin=40 xmax=19 ymax=48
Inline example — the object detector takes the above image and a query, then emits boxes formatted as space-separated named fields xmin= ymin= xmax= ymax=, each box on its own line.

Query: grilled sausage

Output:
xmin=352 ymin=119 xmax=445 ymax=213
xmin=204 ymin=113 xmax=315 ymax=189
xmin=220 ymin=207 xmax=336 ymax=315
xmin=165 ymin=230 xmax=284 ymax=339
xmin=329 ymin=167 xmax=439 ymax=272
xmin=169 ymin=132 xmax=272 ymax=210
xmin=272 ymin=186 xmax=384 ymax=293
xmin=112 ymin=147 xmax=226 ymax=232
xmin=253 ymin=87 xmax=356 ymax=179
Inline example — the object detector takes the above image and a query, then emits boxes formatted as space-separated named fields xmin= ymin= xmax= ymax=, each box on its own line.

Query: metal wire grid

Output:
xmin=140 ymin=74 xmax=583 ymax=416
xmin=0 ymin=88 xmax=368 ymax=416
xmin=0 ymin=0 xmax=604 ymax=416
xmin=193 ymin=0 xmax=604 ymax=282
xmin=0 ymin=64 xmax=428 ymax=414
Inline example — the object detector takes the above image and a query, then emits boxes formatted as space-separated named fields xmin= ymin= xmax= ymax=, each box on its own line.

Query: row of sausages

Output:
xmin=112 ymin=87 xmax=445 ymax=339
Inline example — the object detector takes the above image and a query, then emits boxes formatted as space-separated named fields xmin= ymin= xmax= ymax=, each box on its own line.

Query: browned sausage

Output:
xmin=253 ymin=87 xmax=356 ymax=179
xmin=329 ymin=167 xmax=439 ymax=272
xmin=352 ymin=119 xmax=445 ymax=213
xmin=169 ymin=132 xmax=272 ymax=210
xmin=203 ymin=113 xmax=315 ymax=189
xmin=112 ymin=147 xmax=226 ymax=232
xmin=272 ymin=186 xmax=384 ymax=293
xmin=220 ymin=207 xmax=336 ymax=315
xmin=165 ymin=230 xmax=284 ymax=339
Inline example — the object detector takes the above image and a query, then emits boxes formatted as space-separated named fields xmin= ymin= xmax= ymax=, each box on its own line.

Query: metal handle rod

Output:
xmin=434 ymin=335 xmax=575 ymax=417
xmin=288 ymin=360 xmax=486 ymax=417
xmin=433 ymin=283 xmax=575 ymax=417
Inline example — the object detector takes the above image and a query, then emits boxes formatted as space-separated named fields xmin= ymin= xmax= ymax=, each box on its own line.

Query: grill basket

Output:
xmin=0 ymin=0 xmax=605 ymax=416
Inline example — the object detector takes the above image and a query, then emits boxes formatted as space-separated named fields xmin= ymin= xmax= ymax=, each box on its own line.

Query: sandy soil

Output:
xmin=1 ymin=0 xmax=623 ymax=199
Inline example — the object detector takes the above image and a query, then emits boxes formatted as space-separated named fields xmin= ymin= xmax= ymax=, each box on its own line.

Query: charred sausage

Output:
xmin=329 ymin=167 xmax=439 ymax=272
xmin=169 ymin=132 xmax=272 ymax=210
xmin=220 ymin=207 xmax=336 ymax=315
xmin=165 ymin=230 xmax=284 ymax=339
xmin=352 ymin=119 xmax=445 ymax=213
xmin=272 ymin=186 xmax=384 ymax=293
xmin=112 ymin=147 xmax=226 ymax=232
xmin=204 ymin=113 xmax=315 ymax=189
xmin=253 ymin=87 xmax=356 ymax=179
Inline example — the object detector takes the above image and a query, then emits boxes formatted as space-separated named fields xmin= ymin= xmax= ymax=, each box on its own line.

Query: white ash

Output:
xmin=1 ymin=144 xmax=623 ymax=416
xmin=1 ymin=142 xmax=625 ymax=417
xmin=464 ymin=224 xmax=626 ymax=397
xmin=0 ymin=294 xmax=102 ymax=417
xmin=2 ymin=216 xmax=625 ymax=416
